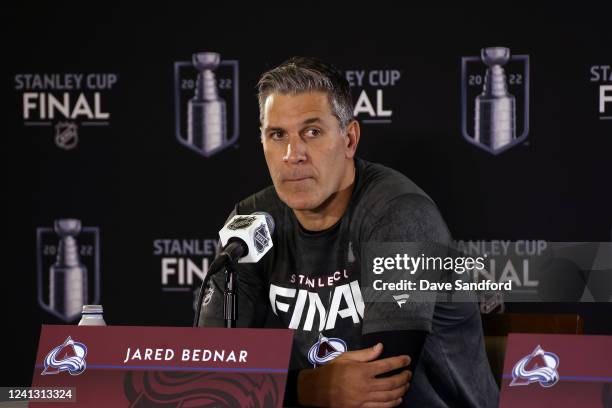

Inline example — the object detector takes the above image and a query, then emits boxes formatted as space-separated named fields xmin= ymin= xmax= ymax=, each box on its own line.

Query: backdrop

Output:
xmin=6 ymin=5 xmax=612 ymax=386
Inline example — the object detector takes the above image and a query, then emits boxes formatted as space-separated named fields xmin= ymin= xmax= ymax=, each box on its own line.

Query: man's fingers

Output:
xmin=362 ymin=398 xmax=404 ymax=408
xmin=366 ymin=354 xmax=411 ymax=376
xmin=366 ymin=383 xmax=410 ymax=403
xmin=336 ymin=343 xmax=383 ymax=363
xmin=369 ymin=369 xmax=412 ymax=392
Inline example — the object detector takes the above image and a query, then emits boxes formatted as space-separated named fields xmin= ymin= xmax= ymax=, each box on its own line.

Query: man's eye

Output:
xmin=269 ymin=131 xmax=284 ymax=140
xmin=306 ymin=128 xmax=321 ymax=137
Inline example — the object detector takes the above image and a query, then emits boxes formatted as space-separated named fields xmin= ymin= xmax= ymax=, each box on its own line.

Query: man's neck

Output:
xmin=292 ymin=162 xmax=356 ymax=232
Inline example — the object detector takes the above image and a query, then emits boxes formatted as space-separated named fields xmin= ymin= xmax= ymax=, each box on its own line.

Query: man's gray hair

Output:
xmin=257 ymin=57 xmax=354 ymax=130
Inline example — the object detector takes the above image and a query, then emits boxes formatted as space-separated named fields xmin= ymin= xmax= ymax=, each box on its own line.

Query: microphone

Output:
xmin=218 ymin=211 xmax=276 ymax=263
xmin=193 ymin=211 xmax=275 ymax=327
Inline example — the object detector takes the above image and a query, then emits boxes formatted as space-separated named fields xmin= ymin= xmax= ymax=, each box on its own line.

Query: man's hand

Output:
xmin=297 ymin=343 xmax=412 ymax=407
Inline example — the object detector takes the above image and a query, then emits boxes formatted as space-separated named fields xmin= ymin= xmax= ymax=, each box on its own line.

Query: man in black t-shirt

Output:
xmin=198 ymin=57 xmax=499 ymax=407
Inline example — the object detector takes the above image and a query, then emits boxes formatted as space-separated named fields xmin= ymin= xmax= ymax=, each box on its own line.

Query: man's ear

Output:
xmin=344 ymin=120 xmax=360 ymax=159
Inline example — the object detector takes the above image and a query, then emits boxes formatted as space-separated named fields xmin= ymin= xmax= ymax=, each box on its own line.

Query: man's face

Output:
xmin=260 ymin=91 xmax=356 ymax=211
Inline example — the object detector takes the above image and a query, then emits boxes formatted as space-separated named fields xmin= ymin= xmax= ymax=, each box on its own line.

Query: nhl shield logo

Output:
xmin=461 ymin=47 xmax=530 ymax=155
xmin=36 ymin=219 xmax=101 ymax=322
xmin=253 ymin=223 xmax=270 ymax=254
xmin=54 ymin=122 xmax=79 ymax=150
xmin=174 ymin=52 xmax=239 ymax=158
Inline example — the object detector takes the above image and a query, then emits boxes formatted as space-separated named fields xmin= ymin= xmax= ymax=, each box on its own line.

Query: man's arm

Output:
xmin=362 ymin=330 xmax=426 ymax=377
xmin=297 ymin=343 xmax=412 ymax=408
xmin=361 ymin=193 xmax=452 ymax=374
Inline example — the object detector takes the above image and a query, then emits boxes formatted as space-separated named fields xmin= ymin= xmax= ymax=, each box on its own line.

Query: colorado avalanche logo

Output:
xmin=42 ymin=336 xmax=88 ymax=376
xmin=510 ymin=345 xmax=559 ymax=387
xmin=307 ymin=334 xmax=347 ymax=367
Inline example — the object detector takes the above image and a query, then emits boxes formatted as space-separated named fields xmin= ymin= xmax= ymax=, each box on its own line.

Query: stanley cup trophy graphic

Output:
xmin=474 ymin=47 xmax=516 ymax=151
xmin=187 ymin=52 xmax=227 ymax=155
xmin=49 ymin=219 xmax=88 ymax=319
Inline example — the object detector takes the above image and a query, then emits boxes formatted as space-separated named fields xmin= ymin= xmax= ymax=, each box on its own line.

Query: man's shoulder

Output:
xmin=354 ymin=158 xmax=433 ymax=215
xmin=358 ymin=159 xmax=431 ymax=201
xmin=352 ymin=159 xmax=450 ymax=242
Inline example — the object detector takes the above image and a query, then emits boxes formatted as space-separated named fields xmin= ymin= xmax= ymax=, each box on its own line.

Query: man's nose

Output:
xmin=282 ymin=134 xmax=307 ymax=164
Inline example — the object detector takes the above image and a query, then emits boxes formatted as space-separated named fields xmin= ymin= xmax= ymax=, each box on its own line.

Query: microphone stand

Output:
xmin=193 ymin=251 xmax=240 ymax=329
xmin=223 ymin=257 xmax=238 ymax=328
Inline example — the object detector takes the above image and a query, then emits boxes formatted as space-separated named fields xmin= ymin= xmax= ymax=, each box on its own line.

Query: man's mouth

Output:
xmin=284 ymin=176 xmax=312 ymax=182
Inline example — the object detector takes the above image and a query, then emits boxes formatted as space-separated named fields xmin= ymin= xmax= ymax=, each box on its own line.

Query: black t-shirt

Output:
xmin=199 ymin=158 xmax=499 ymax=407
